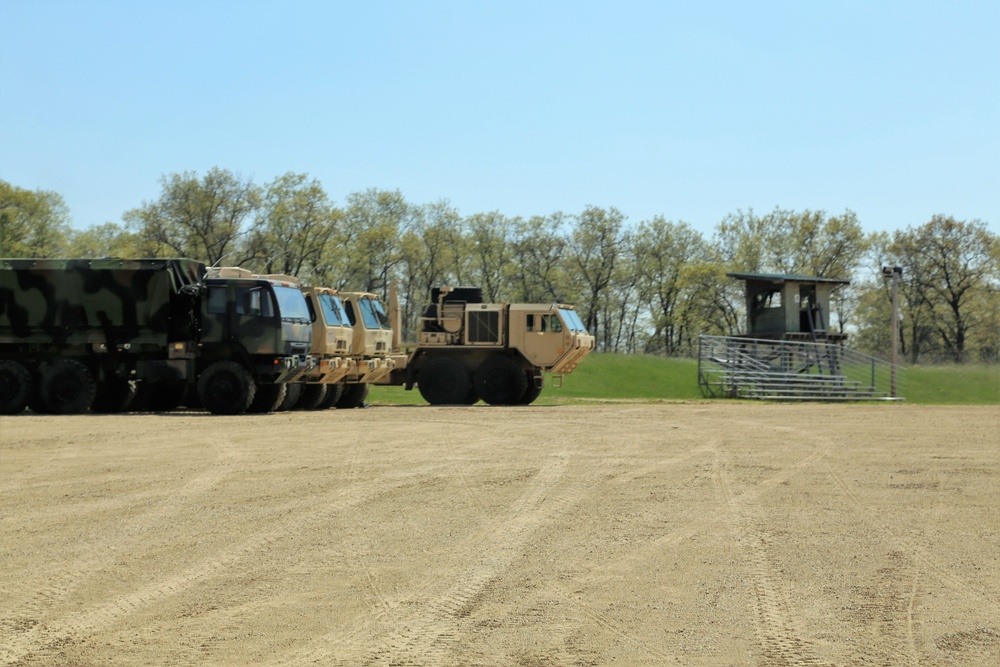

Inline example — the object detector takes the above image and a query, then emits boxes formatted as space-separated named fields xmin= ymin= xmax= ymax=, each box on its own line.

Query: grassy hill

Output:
xmin=367 ymin=354 xmax=999 ymax=406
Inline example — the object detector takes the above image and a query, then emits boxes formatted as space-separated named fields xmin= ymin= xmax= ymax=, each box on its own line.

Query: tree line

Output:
xmin=2 ymin=170 xmax=997 ymax=364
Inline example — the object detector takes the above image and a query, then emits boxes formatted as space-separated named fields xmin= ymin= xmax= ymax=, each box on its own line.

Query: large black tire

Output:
xmin=317 ymin=384 xmax=343 ymax=410
xmin=40 ymin=359 xmax=97 ymax=414
xmin=198 ymin=361 xmax=255 ymax=415
xmin=294 ymin=384 xmax=328 ymax=411
xmin=277 ymin=383 xmax=303 ymax=411
xmin=474 ymin=355 xmax=528 ymax=406
xmin=91 ymin=378 xmax=137 ymax=413
xmin=417 ymin=357 xmax=472 ymax=405
xmin=248 ymin=383 xmax=287 ymax=414
xmin=520 ymin=375 xmax=544 ymax=405
xmin=336 ymin=383 xmax=369 ymax=409
xmin=0 ymin=360 xmax=32 ymax=415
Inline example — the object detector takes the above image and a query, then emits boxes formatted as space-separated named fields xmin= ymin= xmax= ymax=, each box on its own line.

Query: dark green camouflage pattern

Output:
xmin=0 ymin=258 xmax=203 ymax=347
xmin=0 ymin=258 xmax=313 ymax=414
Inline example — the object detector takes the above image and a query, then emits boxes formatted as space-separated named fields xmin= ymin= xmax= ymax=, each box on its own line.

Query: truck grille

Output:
xmin=468 ymin=311 xmax=500 ymax=343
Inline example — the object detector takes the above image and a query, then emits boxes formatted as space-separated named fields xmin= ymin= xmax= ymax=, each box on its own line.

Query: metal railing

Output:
xmin=698 ymin=335 xmax=905 ymax=401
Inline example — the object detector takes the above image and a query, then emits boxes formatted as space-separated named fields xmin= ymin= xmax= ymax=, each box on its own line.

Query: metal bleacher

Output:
xmin=697 ymin=334 xmax=905 ymax=401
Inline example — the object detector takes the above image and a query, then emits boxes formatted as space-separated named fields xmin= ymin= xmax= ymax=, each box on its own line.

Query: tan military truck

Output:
xmin=335 ymin=290 xmax=406 ymax=408
xmin=256 ymin=276 xmax=357 ymax=410
xmin=378 ymin=286 xmax=594 ymax=405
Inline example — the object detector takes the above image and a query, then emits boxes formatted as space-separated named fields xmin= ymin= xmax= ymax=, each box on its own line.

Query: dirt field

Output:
xmin=1 ymin=403 xmax=998 ymax=666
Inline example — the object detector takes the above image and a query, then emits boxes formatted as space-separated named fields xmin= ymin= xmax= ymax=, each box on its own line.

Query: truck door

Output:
xmin=200 ymin=282 xmax=278 ymax=355
xmin=232 ymin=284 xmax=279 ymax=355
xmin=524 ymin=312 xmax=565 ymax=367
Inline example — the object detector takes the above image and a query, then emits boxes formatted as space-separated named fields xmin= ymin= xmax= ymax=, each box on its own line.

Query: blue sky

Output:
xmin=1 ymin=0 xmax=997 ymax=236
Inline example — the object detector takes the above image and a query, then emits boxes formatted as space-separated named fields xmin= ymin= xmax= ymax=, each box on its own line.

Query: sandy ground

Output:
xmin=1 ymin=402 xmax=998 ymax=667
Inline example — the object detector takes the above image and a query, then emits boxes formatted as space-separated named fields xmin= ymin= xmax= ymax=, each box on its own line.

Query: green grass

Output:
xmin=904 ymin=363 xmax=1000 ymax=405
xmin=367 ymin=353 xmax=999 ymax=406
xmin=367 ymin=354 xmax=704 ymax=406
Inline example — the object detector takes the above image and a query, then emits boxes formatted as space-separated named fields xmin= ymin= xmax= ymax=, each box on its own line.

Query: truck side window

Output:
xmin=528 ymin=314 xmax=562 ymax=332
xmin=207 ymin=286 xmax=227 ymax=315
xmin=235 ymin=287 xmax=274 ymax=317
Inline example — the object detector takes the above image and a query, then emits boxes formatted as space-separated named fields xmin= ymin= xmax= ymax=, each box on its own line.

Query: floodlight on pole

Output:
xmin=882 ymin=266 xmax=902 ymax=397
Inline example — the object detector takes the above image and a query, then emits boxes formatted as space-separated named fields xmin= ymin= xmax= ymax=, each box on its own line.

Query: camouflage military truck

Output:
xmin=335 ymin=290 xmax=406 ymax=408
xmin=377 ymin=286 xmax=594 ymax=405
xmin=200 ymin=267 xmax=313 ymax=414
xmin=0 ymin=259 xmax=312 ymax=415
xmin=257 ymin=276 xmax=357 ymax=411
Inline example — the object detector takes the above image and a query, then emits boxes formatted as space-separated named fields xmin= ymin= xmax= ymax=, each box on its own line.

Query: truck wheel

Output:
xmin=91 ymin=378 xmax=137 ymax=413
xmin=474 ymin=356 xmax=528 ymax=406
xmin=0 ymin=360 xmax=32 ymax=414
xmin=248 ymin=383 xmax=287 ymax=414
xmin=520 ymin=375 xmax=543 ymax=405
xmin=294 ymin=384 xmax=327 ymax=411
xmin=198 ymin=361 xmax=256 ymax=415
xmin=278 ymin=383 xmax=302 ymax=411
xmin=418 ymin=357 xmax=471 ymax=405
xmin=336 ymin=383 xmax=369 ymax=409
xmin=41 ymin=359 xmax=97 ymax=414
xmin=317 ymin=384 xmax=343 ymax=410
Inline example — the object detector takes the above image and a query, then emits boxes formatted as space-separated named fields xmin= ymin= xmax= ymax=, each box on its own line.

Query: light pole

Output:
xmin=882 ymin=266 xmax=902 ymax=397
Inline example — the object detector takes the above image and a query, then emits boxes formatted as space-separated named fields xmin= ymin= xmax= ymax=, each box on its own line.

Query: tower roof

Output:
xmin=726 ymin=272 xmax=850 ymax=286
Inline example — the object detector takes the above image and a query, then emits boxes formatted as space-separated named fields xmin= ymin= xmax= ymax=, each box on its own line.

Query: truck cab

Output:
xmin=200 ymin=268 xmax=312 ymax=384
xmin=302 ymin=285 xmax=355 ymax=384
xmin=339 ymin=291 xmax=397 ymax=383
xmin=507 ymin=304 xmax=594 ymax=376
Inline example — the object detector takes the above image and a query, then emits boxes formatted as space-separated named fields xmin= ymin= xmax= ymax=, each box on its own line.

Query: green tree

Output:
xmin=244 ymin=172 xmax=340 ymax=277
xmin=677 ymin=261 xmax=742 ymax=342
xmin=633 ymin=217 xmax=708 ymax=355
xmin=569 ymin=206 xmax=628 ymax=349
xmin=509 ymin=213 xmax=575 ymax=303
xmin=465 ymin=211 xmax=515 ymax=303
xmin=65 ymin=222 xmax=142 ymax=258
xmin=889 ymin=216 xmax=998 ymax=362
xmin=397 ymin=200 xmax=467 ymax=338
xmin=714 ymin=208 xmax=770 ymax=274
xmin=123 ymin=167 xmax=261 ymax=265
xmin=0 ymin=180 xmax=71 ymax=257
xmin=334 ymin=189 xmax=413 ymax=294
xmin=766 ymin=209 xmax=869 ymax=278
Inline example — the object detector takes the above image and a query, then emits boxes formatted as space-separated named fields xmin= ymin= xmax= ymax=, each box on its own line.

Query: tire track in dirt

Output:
xmin=720 ymin=424 xmax=932 ymax=665
xmin=712 ymin=445 xmax=833 ymax=667
xmin=280 ymin=443 xmax=721 ymax=667
xmin=822 ymin=461 xmax=1000 ymax=611
xmin=0 ymin=460 xmax=451 ymax=667
xmin=821 ymin=456 xmax=1000 ymax=667
xmin=0 ymin=437 xmax=244 ymax=645
xmin=274 ymin=452 xmax=591 ymax=667
xmin=762 ymin=422 xmax=988 ymax=666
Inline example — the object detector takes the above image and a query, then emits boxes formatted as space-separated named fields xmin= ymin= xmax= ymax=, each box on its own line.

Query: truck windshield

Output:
xmin=558 ymin=308 xmax=588 ymax=333
xmin=357 ymin=297 xmax=381 ymax=329
xmin=273 ymin=285 xmax=311 ymax=321
xmin=371 ymin=298 xmax=393 ymax=330
xmin=319 ymin=293 xmax=348 ymax=326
